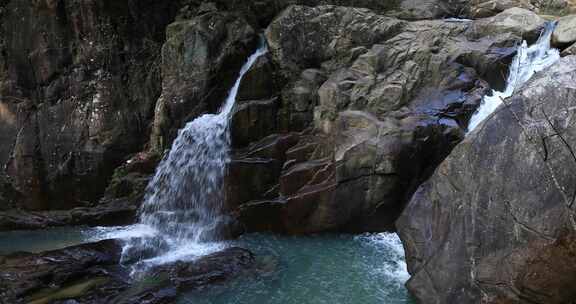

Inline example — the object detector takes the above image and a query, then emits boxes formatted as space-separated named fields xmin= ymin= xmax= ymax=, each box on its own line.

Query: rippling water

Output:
xmin=0 ymin=228 xmax=413 ymax=304
xmin=178 ymin=232 xmax=414 ymax=304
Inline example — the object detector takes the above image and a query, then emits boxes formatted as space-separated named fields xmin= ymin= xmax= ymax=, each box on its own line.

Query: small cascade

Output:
xmin=467 ymin=22 xmax=560 ymax=132
xmin=120 ymin=41 xmax=268 ymax=274
xmin=356 ymin=233 xmax=410 ymax=286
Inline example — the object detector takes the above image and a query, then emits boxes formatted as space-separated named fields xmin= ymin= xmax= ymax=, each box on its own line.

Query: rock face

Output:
xmin=181 ymin=0 xmax=471 ymax=24
xmin=0 ymin=240 xmax=257 ymax=304
xmin=149 ymin=9 xmax=256 ymax=153
xmin=0 ymin=0 xmax=552 ymax=233
xmin=397 ymin=57 xmax=576 ymax=303
xmin=0 ymin=0 xmax=181 ymax=211
xmin=225 ymin=5 xmax=539 ymax=234
xmin=561 ymin=41 xmax=576 ymax=55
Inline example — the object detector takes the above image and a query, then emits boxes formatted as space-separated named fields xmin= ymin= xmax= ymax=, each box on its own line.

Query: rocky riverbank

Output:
xmin=2 ymin=0 xmax=576 ymax=303
xmin=0 ymin=239 xmax=259 ymax=304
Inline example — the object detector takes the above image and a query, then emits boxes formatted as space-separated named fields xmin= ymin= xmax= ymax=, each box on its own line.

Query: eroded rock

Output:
xmin=552 ymin=14 xmax=576 ymax=46
xmin=0 ymin=0 xmax=181 ymax=210
xmin=229 ymin=6 xmax=525 ymax=234
xmin=0 ymin=241 xmax=258 ymax=304
xmin=397 ymin=56 xmax=576 ymax=304
xmin=469 ymin=7 xmax=546 ymax=41
xmin=470 ymin=0 xmax=536 ymax=18
xmin=149 ymin=11 xmax=257 ymax=153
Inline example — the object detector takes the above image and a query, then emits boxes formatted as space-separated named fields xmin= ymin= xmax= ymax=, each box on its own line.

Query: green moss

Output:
xmin=27 ymin=277 xmax=108 ymax=304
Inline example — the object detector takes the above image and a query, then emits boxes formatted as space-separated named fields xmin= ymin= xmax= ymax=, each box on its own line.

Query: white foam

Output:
xmin=468 ymin=22 xmax=560 ymax=132
xmin=113 ymin=41 xmax=269 ymax=275
xmin=86 ymin=224 xmax=158 ymax=242
xmin=356 ymin=233 xmax=410 ymax=286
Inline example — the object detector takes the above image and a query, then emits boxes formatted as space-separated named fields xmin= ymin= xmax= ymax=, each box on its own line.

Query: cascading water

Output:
xmin=467 ymin=21 xmax=560 ymax=132
xmin=120 ymin=42 xmax=268 ymax=274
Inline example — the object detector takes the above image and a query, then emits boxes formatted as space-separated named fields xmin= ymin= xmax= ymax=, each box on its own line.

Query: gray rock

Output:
xmin=469 ymin=0 xmax=536 ymax=18
xmin=397 ymin=56 xmax=576 ymax=304
xmin=265 ymin=5 xmax=407 ymax=78
xmin=553 ymin=14 xmax=576 ymax=46
xmin=469 ymin=7 xmax=546 ymax=41
xmin=229 ymin=6 xmax=534 ymax=234
xmin=0 ymin=0 xmax=181 ymax=210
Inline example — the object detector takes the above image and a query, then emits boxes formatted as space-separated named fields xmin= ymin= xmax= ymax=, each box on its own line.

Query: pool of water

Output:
xmin=0 ymin=226 xmax=89 ymax=254
xmin=179 ymin=233 xmax=414 ymax=304
xmin=0 ymin=228 xmax=414 ymax=304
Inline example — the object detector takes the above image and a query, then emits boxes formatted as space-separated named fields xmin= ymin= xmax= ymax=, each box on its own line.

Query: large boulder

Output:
xmin=552 ymin=14 xmax=576 ymax=46
xmin=227 ymin=6 xmax=539 ymax=234
xmin=397 ymin=56 xmax=576 ymax=303
xmin=469 ymin=0 xmax=536 ymax=18
xmin=469 ymin=7 xmax=546 ymax=41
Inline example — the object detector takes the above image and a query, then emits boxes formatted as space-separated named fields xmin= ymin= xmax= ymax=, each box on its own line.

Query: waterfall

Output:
xmin=467 ymin=22 xmax=560 ymax=132
xmin=120 ymin=41 xmax=268 ymax=274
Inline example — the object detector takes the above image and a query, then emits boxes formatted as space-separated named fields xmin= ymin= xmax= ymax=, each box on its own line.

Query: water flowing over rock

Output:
xmin=121 ymin=43 xmax=268 ymax=274
xmin=397 ymin=56 xmax=576 ymax=304
xmin=149 ymin=10 xmax=257 ymax=153
xmin=468 ymin=21 xmax=560 ymax=132
xmin=227 ymin=5 xmax=539 ymax=234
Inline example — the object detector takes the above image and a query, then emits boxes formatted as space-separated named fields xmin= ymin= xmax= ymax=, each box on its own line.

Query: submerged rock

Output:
xmin=397 ymin=56 xmax=576 ymax=303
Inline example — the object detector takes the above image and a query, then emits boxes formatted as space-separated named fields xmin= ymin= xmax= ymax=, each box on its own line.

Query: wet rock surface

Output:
xmin=0 ymin=241 xmax=257 ymax=304
xmin=397 ymin=56 xmax=576 ymax=303
xmin=0 ymin=0 xmax=182 ymax=211
xmin=149 ymin=9 xmax=257 ymax=153
xmin=226 ymin=4 xmax=534 ymax=234
xmin=0 ymin=200 xmax=137 ymax=232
